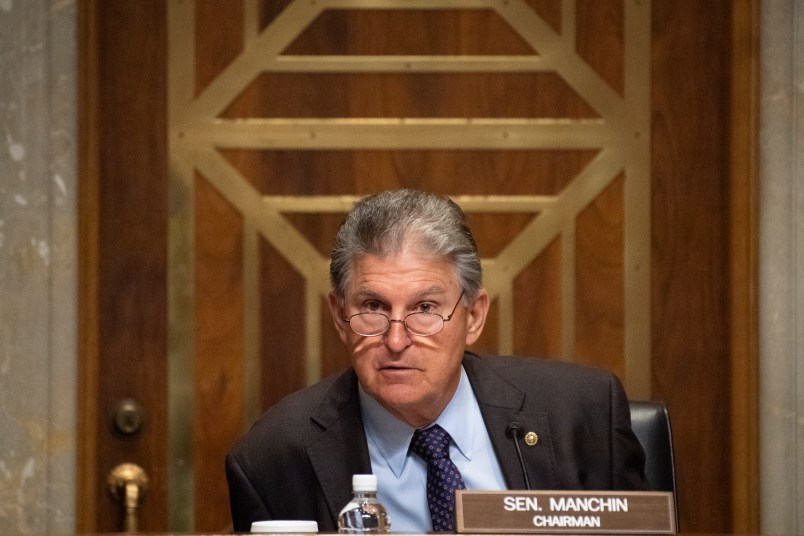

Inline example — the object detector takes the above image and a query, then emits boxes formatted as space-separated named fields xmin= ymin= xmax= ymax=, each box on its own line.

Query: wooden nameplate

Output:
xmin=456 ymin=490 xmax=676 ymax=534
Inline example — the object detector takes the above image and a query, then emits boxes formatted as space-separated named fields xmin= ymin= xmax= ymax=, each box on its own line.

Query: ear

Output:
xmin=328 ymin=291 xmax=350 ymax=344
xmin=464 ymin=289 xmax=489 ymax=346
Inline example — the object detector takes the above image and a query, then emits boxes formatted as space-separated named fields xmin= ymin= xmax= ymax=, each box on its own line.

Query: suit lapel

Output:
xmin=306 ymin=370 xmax=373 ymax=526
xmin=463 ymin=353 xmax=560 ymax=490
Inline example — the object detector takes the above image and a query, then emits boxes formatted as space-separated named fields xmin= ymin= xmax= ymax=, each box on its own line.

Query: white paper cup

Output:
xmin=250 ymin=520 xmax=319 ymax=533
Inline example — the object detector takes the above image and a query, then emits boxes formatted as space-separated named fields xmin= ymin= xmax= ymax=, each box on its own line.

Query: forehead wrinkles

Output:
xmin=351 ymin=285 xmax=448 ymax=302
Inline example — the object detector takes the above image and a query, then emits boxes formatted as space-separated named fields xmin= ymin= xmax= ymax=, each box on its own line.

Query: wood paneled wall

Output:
xmin=78 ymin=1 xmax=759 ymax=533
xmin=651 ymin=1 xmax=758 ymax=531
xmin=78 ymin=1 xmax=169 ymax=531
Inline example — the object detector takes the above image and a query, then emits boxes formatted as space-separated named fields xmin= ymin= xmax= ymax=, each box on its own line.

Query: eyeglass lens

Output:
xmin=348 ymin=312 xmax=444 ymax=337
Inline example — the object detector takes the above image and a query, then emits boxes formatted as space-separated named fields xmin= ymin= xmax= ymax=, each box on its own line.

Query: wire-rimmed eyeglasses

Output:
xmin=343 ymin=291 xmax=465 ymax=337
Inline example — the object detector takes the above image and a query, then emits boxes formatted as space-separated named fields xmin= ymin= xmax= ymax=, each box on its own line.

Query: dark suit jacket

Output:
xmin=225 ymin=352 xmax=647 ymax=532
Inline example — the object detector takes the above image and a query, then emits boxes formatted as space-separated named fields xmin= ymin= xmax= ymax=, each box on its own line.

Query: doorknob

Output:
xmin=108 ymin=463 xmax=149 ymax=532
xmin=112 ymin=398 xmax=145 ymax=435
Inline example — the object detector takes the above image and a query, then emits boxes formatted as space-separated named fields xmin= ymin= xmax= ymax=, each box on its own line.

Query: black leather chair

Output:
xmin=629 ymin=400 xmax=678 ymax=526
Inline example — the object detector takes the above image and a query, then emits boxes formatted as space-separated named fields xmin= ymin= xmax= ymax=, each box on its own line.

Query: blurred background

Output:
xmin=1 ymin=0 xmax=800 ymax=534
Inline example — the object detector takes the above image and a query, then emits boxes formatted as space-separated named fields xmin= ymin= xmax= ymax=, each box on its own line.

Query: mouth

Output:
xmin=378 ymin=364 xmax=419 ymax=374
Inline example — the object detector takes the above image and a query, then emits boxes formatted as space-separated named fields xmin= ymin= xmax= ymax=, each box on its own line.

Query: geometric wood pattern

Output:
xmin=167 ymin=0 xmax=649 ymax=530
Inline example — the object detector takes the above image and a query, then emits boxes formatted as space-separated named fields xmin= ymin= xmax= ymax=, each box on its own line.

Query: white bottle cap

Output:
xmin=352 ymin=473 xmax=377 ymax=491
xmin=250 ymin=520 xmax=319 ymax=533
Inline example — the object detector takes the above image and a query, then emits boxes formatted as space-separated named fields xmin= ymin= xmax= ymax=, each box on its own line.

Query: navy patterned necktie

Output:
xmin=410 ymin=424 xmax=466 ymax=532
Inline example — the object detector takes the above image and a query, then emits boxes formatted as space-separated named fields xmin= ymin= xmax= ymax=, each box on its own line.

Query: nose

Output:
xmin=384 ymin=319 xmax=412 ymax=352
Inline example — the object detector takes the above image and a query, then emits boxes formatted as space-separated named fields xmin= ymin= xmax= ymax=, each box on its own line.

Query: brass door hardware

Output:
xmin=108 ymin=463 xmax=149 ymax=532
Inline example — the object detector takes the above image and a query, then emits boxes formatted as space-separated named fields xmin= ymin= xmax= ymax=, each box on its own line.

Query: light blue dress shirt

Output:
xmin=359 ymin=366 xmax=507 ymax=533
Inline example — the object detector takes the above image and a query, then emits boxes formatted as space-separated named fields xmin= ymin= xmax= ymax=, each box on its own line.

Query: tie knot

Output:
xmin=410 ymin=424 xmax=453 ymax=462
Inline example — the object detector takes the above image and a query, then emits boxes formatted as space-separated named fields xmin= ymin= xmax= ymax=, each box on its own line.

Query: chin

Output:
xmin=372 ymin=386 xmax=425 ymax=411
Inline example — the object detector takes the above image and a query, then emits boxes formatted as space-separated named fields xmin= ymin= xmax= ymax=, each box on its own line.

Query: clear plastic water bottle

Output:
xmin=337 ymin=474 xmax=390 ymax=533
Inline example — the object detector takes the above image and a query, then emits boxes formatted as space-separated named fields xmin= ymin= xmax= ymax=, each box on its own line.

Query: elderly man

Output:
xmin=226 ymin=189 xmax=647 ymax=533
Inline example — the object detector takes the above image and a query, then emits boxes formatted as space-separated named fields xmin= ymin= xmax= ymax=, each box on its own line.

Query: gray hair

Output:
xmin=330 ymin=189 xmax=483 ymax=301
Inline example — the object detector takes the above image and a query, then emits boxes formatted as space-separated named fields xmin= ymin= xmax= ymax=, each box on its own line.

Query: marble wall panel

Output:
xmin=0 ymin=0 xmax=77 ymax=532
xmin=759 ymin=1 xmax=804 ymax=534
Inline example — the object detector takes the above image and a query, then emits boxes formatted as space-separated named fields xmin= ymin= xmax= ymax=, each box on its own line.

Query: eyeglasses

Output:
xmin=343 ymin=291 xmax=465 ymax=337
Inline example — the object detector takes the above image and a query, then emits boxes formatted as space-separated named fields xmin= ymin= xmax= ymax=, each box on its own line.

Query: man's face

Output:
xmin=328 ymin=248 xmax=489 ymax=428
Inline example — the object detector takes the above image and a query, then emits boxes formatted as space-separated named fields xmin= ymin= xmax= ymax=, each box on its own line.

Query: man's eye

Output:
xmin=417 ymin=303 xmax=434 ymax=313
xmin=365 ymin=301 xmax=382 ymax=312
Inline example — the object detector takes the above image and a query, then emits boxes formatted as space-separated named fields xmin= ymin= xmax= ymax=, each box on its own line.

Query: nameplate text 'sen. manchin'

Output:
xmin=456 ymin=490 xmax=676 ymax=534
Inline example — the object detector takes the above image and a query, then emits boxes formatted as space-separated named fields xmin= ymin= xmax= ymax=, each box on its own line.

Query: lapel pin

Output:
xmin=524 ymin=432 xmax=539 ymax=446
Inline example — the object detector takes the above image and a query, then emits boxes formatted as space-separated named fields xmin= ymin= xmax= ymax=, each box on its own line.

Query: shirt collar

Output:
xmin=359 ymin=365 xmax=475 ymax=477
